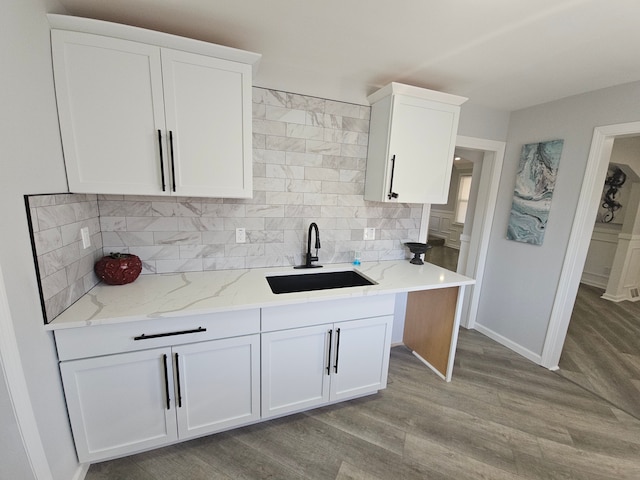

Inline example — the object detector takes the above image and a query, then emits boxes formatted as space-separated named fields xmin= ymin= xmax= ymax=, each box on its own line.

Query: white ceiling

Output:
xmin=56 ymin=0 xmax=640 ymax=111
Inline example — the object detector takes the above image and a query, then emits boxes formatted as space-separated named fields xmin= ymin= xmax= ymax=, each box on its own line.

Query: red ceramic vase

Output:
xmin=94 ymin=253 xmax=142 ymax=285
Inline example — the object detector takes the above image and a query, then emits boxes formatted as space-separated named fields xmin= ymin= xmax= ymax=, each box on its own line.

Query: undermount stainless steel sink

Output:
xmin=266 ymin=270 xmax=376 ymax=294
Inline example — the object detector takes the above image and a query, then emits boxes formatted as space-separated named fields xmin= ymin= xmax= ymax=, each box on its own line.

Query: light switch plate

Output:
xmin=236 ymin=228 xmax=246 ymax=243
xmin=363 ymin=227 xmax=375 ymax=241
xmin=80 ymin=227 xmax=91 ymax=249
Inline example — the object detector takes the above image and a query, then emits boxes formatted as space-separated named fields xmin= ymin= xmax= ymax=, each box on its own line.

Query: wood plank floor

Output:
xmin=425 ymin=245 xmax=640 ymax=421
xmin=424 ymin=245 xmax=459 ymax=272
xmin=86 ymin=329 xmax=640 ymax=480
xmin=557 ymin=283 xmax=640 ymax=419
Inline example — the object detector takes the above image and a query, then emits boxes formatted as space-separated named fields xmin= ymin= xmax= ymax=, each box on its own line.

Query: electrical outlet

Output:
xmin=235 ymin=228 xmax=246 ymax=243
xmin=363 ymin=227 xmax=375 ymax=241
xmin=80 ymin=227 xmax=91 ymax=249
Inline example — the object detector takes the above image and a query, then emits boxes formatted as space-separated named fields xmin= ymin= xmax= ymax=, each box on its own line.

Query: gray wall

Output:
xmin=458 ymin=102 xmax=511 ymax=142
xmin=475 ymin=80 xmax=640 ymax=356
xmin=0 ymin=0 xmax=79 ymax=479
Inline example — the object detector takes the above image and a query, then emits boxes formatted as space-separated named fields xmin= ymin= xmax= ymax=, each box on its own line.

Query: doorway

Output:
xmin=419 ymin=135 xmax=506 ymax=330
xmin=583 ymin=137 xmax=640 ymax=301
xmin=542 ymin=121 xmax=640 ymax=369
xmin=548 ymin=131 xmax=640 ymax=418
xmin=426 ymin=148 xmax=479 ymax=272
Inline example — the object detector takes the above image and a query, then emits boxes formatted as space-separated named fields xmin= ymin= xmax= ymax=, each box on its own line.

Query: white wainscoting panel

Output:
xmin=581 ymin=224 xmax=620 ymax=288
xmin=428 ymin=209 xmax=462 ymax=249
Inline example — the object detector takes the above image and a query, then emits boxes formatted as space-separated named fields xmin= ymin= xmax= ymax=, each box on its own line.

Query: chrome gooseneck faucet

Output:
xmin=295 ymin=222 xmax=322 ymax=269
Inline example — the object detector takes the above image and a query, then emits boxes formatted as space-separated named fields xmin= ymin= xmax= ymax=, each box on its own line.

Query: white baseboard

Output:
xmin=72 ymin=463 xmax=89 ymax=480
xmin=602 ymin=292 xmax=640 ymax=303
xmin=427 ymin=233 xmax=461 ymax=250
xmin=580 ymin=272 xmax=608 ymax=289
xmin=427 ymin=233 xmax=447 ymax=242
xmin=473 ymin=323 xmax=543 ymax=366
xmin=444 ymin=241 xmax=461 ymax=250
xmin=601 ymin=292 xmax=627 ymax=302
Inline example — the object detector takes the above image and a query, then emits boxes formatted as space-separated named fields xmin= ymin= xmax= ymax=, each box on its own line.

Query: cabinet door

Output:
xmin=330 ymin=315 xmax=393 ymax=402
xmin=387 ymin=95 xmax=459 ymax=204
xmin=161 ymin=48 xmax=253 ymax=198
xmin=174 ymin=335 xmax=260 ymax=439
xmin=51 ymin=30 xmax=168 ymax=195
xmin=261 ymin=325 xmax=331 ymax=418
xmin=59 ymin=348 xmax=177 ymax=463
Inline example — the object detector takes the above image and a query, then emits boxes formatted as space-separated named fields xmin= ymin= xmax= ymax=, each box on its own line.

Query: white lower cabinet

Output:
xmin=60 ymin=347 xmax=178 ymax=463
xmin=60 ymin=335 xmax=260 ymax=462
xmin=329 ymin=316 xmax=393 ymax=402
xmin=261 ymin=324 xmax=331 ymax=417
xmin=174 ymin=336 xmax=260 ymax=440
xmin=261 ymin=315 xmax=393 ymax=419
xmin=56 ymin=296 xmax=396 ymax=462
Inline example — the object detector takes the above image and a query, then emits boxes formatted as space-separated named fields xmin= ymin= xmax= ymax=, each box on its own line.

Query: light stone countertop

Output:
xmin=45 ymin=260 xmax=475 ymax=330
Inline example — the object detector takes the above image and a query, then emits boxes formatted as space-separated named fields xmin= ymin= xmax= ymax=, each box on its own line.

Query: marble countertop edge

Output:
xmin=45 ymin=260 xmax=475 ymax=331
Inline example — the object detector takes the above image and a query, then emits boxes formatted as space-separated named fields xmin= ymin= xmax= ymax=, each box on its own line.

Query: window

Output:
xmin=454 ymin=174 xmax=472 ymax=224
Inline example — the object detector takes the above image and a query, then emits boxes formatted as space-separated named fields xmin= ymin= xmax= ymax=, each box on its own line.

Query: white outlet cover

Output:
xmin=80 ymin=227 xmax=91 ymax=249
xmin=363 ymin=227 xmax=375 ymax=240
xmin=235 ymin=228 xmax=246 ymax=243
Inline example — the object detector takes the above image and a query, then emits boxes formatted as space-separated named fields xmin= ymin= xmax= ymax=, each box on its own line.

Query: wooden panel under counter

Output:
xmin=403 ymin=286 xmax=460 ymax=381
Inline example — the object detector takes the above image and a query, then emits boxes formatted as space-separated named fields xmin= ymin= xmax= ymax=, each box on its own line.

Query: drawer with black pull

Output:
xmin=54 ymin=308 xmax=260 ymax=361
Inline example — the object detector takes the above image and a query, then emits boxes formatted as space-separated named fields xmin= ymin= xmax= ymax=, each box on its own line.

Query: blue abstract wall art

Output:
xmin=507 ymin=139 xmax=564 ymax=245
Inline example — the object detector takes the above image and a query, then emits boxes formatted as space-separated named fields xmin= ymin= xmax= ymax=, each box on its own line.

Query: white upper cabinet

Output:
xmin=161 ymin=49 xmax=252 ymax=197
xmin=52 ymin=31 xmax=167 ymax=196
xmin=364 ymin=83 xmax=467 ymax=204
xmin=49 ymin=15 xmax=259 ymax=198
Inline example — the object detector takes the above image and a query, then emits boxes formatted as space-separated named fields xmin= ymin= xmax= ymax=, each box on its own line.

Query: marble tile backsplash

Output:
xmin=26 ymin=193 xmax=103 ymax=322
xmin=28 ymin=88 xmax=422 ymax=321
xmin=98 ymin=88 xmax=422 ymax=274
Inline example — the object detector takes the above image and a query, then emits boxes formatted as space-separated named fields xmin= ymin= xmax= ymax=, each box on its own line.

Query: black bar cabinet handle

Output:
xmin=169 ymin=130 xmax=176 ymax=192
xmin=388 ymin=154 xmax=399 ymax=199
xmin=326 ymin=329 xmax=333 ymax=375
xmin=175 ymin=353 xmax=182 ymax=408
xmin=134 ymin=326 xmax=206 ymax=341
xmin=157 ymin=129 xmax=166 ymax=191
xmin=162 ymin=354 xmax=170 ymax=410
xmin=334 ymin=328 xmax=341 ymax=373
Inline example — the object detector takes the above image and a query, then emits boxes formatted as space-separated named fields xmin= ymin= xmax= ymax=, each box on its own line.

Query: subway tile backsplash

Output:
xmin=26 ymin=193 xmax=103 ymax=322
xmin=28 ymin=88 xmax=422 ymax=322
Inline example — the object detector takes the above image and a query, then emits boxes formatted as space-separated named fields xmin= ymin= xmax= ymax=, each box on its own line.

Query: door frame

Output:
xmin=541 ymin=121 xmax=640 ymax=369
xmin=0 ymin=264 xmax=54 ymax=480
xmin=420 ymin=135 xmax=505 ymax=329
